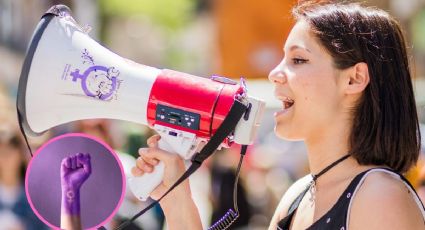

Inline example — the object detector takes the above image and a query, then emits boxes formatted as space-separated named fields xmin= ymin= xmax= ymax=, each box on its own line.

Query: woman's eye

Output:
xmin=292 ymin=58 xmax=308 ymax=64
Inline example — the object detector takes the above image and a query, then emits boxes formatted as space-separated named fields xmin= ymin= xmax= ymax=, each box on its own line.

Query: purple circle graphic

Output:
xmin=25 ymin=133 xmax=126 ymax=229
xmin=70 ymin=65 xmax=118 ymax=100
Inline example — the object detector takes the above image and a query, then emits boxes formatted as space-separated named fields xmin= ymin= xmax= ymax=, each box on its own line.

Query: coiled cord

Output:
xmin=208 ymin=209 xmax=239 ymax=230
xmin=208 ymin=145 xmax=247 ymax=230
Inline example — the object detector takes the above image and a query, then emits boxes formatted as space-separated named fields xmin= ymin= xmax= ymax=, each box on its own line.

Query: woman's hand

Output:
xmin=130 ymin=135 xmax=203 ymax=229
xmin=130 ymin=135 xmax=189 ymax=200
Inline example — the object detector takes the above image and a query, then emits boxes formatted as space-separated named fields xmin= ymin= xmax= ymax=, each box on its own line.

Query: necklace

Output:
xmin=309 ymin=154 xmax=351 ymax=204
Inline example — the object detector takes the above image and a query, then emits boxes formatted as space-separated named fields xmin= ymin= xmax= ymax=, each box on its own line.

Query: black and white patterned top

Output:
xmin=277 ymin=168 xmax=425 ymax=230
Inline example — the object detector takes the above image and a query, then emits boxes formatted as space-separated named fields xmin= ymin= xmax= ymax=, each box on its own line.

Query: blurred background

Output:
xmin=0 ymin=0 xmax=425 ymax=229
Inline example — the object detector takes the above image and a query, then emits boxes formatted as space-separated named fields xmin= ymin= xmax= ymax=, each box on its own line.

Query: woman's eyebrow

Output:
xmin=284 ymin=45 xmax=312 ymax=53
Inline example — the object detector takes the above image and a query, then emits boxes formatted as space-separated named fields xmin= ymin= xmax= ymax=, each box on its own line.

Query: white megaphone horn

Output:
xmin=17 ymin=5 xmax=266 ymax=201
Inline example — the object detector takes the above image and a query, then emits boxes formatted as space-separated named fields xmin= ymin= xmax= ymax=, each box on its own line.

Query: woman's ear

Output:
xmin=345 ymin=62 xmax=370 ymax=94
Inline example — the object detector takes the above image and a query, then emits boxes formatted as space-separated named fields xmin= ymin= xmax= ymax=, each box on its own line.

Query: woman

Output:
xmin=131 ymin=1 xmax=425 ymax=229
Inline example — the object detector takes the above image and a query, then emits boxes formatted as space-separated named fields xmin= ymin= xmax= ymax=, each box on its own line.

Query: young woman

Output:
xmin=131 ymin=1 xmax=425 ymax=229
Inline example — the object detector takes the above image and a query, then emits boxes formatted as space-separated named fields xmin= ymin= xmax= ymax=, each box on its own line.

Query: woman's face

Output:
xmin=269 ymin=20 xmax=347 ymax=141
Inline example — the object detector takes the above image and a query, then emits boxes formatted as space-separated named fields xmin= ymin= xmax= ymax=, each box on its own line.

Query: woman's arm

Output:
xmin=60 ymin=153 xmax=91 ymax=230
xmin=158 ymin=186 xmax=202 ymax=229
xmin=61 ymin=188 xmax=82 ymax=230
xmin=131 ymin=135 xmax=203 ymax=230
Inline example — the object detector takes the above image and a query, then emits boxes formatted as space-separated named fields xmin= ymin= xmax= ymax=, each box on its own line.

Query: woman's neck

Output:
xmin=305 ymin=119 xmax=353 ymax=177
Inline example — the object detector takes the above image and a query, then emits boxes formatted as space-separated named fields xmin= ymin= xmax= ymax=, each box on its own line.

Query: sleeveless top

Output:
xmin=277 ymin=168 xmax=425 ymax=230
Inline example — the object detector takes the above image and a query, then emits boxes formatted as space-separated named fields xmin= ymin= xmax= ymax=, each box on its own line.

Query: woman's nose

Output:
xmin=268 ymin=68 xmax=287 ymax=84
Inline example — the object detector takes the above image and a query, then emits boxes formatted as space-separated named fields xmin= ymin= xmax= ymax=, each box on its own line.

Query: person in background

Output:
xmin=0 ymin=87 xmax=47 ymax=230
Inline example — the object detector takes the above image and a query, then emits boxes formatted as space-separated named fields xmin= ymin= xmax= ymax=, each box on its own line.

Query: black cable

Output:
xmin=17 ymin=110 xmax=33 ymax=157
xmin=208 ymin=145 xmax=247 ymax=230
xmin=233 ymin=145 xmax=247 ymax=213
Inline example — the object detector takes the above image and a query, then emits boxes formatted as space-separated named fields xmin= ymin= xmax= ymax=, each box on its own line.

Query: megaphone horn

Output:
xmin=17 ymin=5 xmax=266 ymax=201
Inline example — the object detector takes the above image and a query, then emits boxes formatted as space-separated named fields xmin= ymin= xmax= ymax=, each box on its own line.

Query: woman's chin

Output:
xmin=274 ymin=127 xmax=303 ymax=141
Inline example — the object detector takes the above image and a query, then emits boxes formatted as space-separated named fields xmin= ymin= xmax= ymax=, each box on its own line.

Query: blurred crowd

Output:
xmin=0 ymin=86 xmax=48 ymax=229
xmin=1 ymin=0 xmax=425 ymax=229
xmin=1 ymin=82 xmax=425 ymax=229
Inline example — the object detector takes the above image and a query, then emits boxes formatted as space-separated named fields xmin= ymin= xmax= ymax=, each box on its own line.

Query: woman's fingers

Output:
xmin=144 ymin=135 xmax=181 ymax=165
xmin=135 ymin=156 xmax=154 ymax=173
xmin=147 ymin=135 xmax=161 ymax=148
xmin=131 ymin=134 xmax=185 ymax=189
xmin=133 ymin=145 xmax=163 ymax=175
xmin=138 ymin=148 xmax=159 ymax=165
xmin=131 ymin=166 xmax=144 ymax=176
xmin=131 ymin=156 xmax=154 ymax=177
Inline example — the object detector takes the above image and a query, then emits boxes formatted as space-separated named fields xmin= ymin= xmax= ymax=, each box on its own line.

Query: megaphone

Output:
xmin=17 ymin=5 xmax=265 ymax=201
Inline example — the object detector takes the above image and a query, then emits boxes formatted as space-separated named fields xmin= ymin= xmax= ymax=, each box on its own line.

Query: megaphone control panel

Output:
xmin=155 ymin=104 xmax=200 ymax=131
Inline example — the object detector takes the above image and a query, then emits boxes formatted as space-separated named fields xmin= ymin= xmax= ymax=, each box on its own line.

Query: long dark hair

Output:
xmin=293 ymin=0 xmax=421 ymax=173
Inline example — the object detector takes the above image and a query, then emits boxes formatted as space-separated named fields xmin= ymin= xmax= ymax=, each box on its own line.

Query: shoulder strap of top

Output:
xmin=277 ymin=184 xmax=310 ymax=230
xmin=277 ymin=168 xmax=380 ymax=230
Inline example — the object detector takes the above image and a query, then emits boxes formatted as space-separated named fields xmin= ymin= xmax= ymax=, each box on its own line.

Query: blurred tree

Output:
xmin=99 ymin=0 xmax=196 ymax=31
xmin=98 ymin=0 xmax=201 ymax=72
xmin=412 ymin=9 xmax=425 ymax=78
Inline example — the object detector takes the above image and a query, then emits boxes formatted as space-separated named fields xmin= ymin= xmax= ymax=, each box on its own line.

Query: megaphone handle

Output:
xmin=128 ymin=139 xmax=175 ymax=201
xmin=157 ymin=137 xmax=175 ymax=153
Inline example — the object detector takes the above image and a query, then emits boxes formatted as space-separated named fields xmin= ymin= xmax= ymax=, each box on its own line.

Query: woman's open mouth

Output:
xmin=274 ymin=95 xmax=295 ymax=117
xmin=283 ymin=97 xmax=295 ymax=110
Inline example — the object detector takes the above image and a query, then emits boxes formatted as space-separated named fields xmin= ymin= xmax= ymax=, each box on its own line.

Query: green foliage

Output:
xmin=412 ymin=10 xmax=425 ymax=52
xmin=99 ymin=0 xmax=196 ymax=30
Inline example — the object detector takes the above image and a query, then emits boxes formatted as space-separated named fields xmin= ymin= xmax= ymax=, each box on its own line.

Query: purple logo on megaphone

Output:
xmin=70 ymin=66 xmax=119 ymax=101
xmin=67 ymin=49 xmax=121 ymax=101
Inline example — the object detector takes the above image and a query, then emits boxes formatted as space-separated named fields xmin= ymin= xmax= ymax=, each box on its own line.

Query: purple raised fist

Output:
xmin=61 ymin=153 xmax=92 ymax=191
xmin=61 ymin=153 xmax=91 ymax=216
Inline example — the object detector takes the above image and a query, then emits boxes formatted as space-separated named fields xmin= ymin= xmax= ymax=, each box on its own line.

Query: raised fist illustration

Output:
xmin=61 ymin=153 xmax=92 ymax=191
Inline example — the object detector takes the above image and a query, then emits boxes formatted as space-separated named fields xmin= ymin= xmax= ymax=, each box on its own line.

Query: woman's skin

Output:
xmin=60 ymin=153 xmax=91 ymax=230
xmin=131 ymin=19 xmax=424 ymax=230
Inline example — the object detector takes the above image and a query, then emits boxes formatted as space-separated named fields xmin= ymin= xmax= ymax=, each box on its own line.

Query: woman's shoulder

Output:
xmin=268 ymin=174 xmax=312 ymax=230
xmin=348 ymin=169 xmax=425 ymax=230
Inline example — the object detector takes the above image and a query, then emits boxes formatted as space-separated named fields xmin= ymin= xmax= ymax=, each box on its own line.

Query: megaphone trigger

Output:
xmin=128 ymin=161 xmax=165 ymax=201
